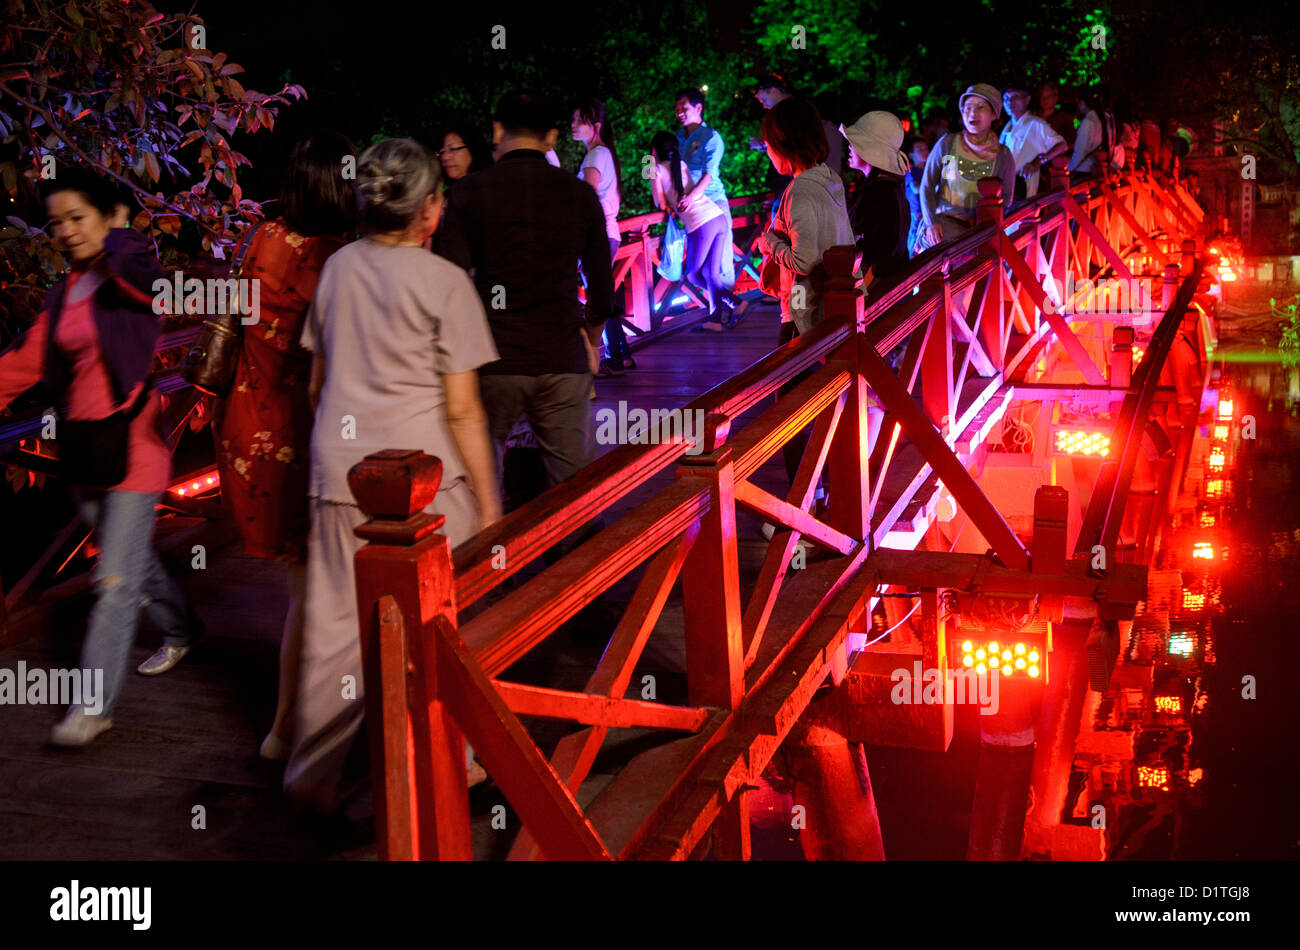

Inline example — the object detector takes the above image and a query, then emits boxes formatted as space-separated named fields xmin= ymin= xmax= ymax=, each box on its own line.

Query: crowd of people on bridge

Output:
xmin=0 ymin=70 xmax=1198 ymax=817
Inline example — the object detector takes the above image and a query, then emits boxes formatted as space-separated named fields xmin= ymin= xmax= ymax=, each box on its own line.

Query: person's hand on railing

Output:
xmin=920 ymin=223 xmax=942 ymax=248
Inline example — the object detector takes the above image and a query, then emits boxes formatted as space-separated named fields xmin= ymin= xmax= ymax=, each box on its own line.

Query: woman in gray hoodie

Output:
xmin=759 ymin=97 xmax=855 ymax=338
xmin=758 ymin=97 xmax=855 ymax=484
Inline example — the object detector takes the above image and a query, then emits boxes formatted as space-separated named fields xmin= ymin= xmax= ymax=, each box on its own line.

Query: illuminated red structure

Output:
xmin=340 ymin=164 xmax=1214 ymax=860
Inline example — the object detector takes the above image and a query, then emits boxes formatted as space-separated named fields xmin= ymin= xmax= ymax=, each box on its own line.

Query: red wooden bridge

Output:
xmin=344 ymin=162 xmax=1219 ymax=860
xmin=0 ymin=160 xmax=1222 ymax=861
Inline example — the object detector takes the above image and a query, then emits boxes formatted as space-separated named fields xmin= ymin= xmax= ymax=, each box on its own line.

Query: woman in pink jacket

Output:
xmin=0 ymin=168 xmax=201 ymax=746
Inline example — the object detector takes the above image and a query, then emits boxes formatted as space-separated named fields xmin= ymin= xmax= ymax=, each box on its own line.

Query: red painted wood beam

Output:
xmin=494 ymin=680 xmax=710 ymax=732
xmin=431 ymin=616 xmax=611 ymax=859
xmin=857 ymin=341 xmax=1031 ymax=570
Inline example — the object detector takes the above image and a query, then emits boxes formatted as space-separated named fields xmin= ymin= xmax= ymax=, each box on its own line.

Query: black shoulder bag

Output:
xmin=181 ymin=220 xmax=264 ymax=396
xmin=59 ymin=379 xmax=153 ymax=489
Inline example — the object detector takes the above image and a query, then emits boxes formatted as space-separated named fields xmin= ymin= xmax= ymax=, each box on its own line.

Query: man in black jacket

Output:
xmin=435 ymin=90 xmax=612 ymax=494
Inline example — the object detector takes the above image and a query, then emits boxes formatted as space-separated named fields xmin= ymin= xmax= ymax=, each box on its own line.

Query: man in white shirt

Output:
xmin=999 ymin=82 xmax=1067 ymax=198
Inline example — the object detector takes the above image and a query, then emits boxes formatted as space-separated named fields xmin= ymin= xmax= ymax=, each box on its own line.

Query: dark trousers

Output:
xmin=604 ymin=237 xmax=631 ymax=363
xmin=479 ymin=371 xmax=600 ymax=560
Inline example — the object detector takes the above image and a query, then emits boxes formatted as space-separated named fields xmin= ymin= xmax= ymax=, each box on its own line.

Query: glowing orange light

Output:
xmin=1155 ymin=695 xmax=1182 ymax=714
xmin=975 ymin=648 xmax=986 ymax=660
xmin=1187 ymin=767 xmax=1203 ymax=786
xmin=1208 ymin=449 xmax=1225 ymax=470
xmin=1138 ymin=764 xmax=1170 ymax=790
xmin=1015 ymin=657 xmax=1026 ymax=669
xmin=1193 ymin=541 xmax=1214 ymax=559
xmin=1027 ymin=665 xmax=1040 ymax=678
xmin=1205 ymin=478 xmax=1224 ymax=498
xmin=1132 ymin=344 xmax=1146 ymax=364
xmin=962 ymin=641 xmax=973 ymax=653
xmin=988 ymin=642 xmax=999 ymax=653
xmin=1182 ymin=592 xmax=1206 ymax=610
xmin=1217 ymin=399 xmax=1233 ymax=420
xmin=1199 ymin=512 xmax=1216 ymax=527
xmin=1001 ymin=665 xmax=1012 ymax=676
xmin=1015 ymin=643 xmax=1026 ymax=655
xmin=1054 ymin=429 xmax=1111 ymax=457
xmin=963 ymin=655 xmax=974 ymax=667
xmin=1028 ymin=650 xmax=1040 ymax=663
xmin=976 ymin=663 xmax=988 ymax=675
xmin=1213 ymin=424 xmax=1229 ymax=440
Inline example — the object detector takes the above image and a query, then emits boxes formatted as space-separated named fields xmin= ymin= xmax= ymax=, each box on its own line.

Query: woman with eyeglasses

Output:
xmin=917 ymin=83 xmax=1016 ymax=250
xmin=436 ymin=122 xmax=493 ymax=190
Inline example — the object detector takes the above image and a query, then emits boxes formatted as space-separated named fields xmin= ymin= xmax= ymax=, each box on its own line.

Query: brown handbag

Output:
xmin=181 ymin=221 xmax=264 ymax=397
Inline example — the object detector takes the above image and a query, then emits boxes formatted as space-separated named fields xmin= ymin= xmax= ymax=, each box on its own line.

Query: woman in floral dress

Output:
xmin=215 ymin=131 xmax=357 ymax=760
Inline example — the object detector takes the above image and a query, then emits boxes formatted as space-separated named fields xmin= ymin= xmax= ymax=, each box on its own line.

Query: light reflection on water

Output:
xmin=1063 ymin=365 xmax=1300 ymax=859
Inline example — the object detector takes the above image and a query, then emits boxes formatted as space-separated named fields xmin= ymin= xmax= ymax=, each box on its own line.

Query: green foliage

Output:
xmin=748 ymin=0 xmax=1106 ymax=125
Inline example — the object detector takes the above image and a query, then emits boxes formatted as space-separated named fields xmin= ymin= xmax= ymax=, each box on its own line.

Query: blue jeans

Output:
xmin=708 ymin=195 xmax=736 ymax=291
xmin=76 ymin=490 xmax=198 ymax=717
xmin=684 ymin=215 xmax=730 ymax=316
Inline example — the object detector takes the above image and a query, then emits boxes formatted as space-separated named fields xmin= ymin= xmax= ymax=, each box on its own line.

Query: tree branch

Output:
xmin=0 ymin=79 xmax=226 ymax=242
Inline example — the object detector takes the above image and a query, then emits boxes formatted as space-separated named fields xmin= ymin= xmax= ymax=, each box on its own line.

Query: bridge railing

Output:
xmin=350 ymin=163 xmax=1210 ymax=859
xmin=606 ymin=192 xmax=772 ymax=347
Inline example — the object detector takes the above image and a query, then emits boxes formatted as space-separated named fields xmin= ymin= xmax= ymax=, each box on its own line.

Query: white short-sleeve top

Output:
xmin=579 ymin=144 xmax=621 ymax=241
xmin=301 ymin=239 xmax=499 ymax=504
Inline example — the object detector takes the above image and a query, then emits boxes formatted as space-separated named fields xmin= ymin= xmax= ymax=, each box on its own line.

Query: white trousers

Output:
xmin=284 ymin=477 xmax=478 ymax=812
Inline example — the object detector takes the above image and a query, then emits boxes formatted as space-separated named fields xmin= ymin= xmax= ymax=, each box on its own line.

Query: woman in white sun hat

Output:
xmin=917 ymin=83 xmax=1016 ymax=251
xmin=840 ymin=111 xmax=912 ymax=283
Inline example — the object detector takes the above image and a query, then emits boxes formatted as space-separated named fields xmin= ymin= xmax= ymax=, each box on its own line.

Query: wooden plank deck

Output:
xmin=0 ymin=294 xmax=993 ymax=860
xmin=0 ymin=297 xmax=809 ymax=861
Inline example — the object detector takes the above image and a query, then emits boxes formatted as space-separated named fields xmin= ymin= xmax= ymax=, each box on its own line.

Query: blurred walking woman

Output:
xmin=917 ymin=83 xmax=1016 ymax=250
xmin=0 ymin=168 xmax=202 ymax=746
xmin=286 ymin=138 xmax=502 ymax=812
xmin=214 ymin=131 xmax=357 ymax=761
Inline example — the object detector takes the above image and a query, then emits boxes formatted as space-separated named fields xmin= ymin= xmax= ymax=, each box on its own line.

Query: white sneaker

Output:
xmin=50 ymin=708 xmax=113 ymax=747
xmin=260 ymin=733 xmax=291 ymax=761
xmin=137 ymin=644 xmax=193 ymax=676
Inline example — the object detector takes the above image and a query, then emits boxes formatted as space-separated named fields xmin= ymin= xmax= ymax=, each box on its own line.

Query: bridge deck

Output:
xmin=0 ymin=298 xmax=859 ymax=860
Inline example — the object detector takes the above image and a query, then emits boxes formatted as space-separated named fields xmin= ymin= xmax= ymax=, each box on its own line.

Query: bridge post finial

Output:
xmin=976 ymin=177 xmax=1003 ymax=227
xmin=348 ymin=449 xmax=472 ymax=861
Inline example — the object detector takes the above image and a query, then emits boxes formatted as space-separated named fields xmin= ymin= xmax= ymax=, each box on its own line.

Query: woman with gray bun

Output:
xmin=286 ymin=138 xmax=501 ymax=813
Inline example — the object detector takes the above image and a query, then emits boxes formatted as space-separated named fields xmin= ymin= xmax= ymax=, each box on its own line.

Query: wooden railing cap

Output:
xmin=348 ymin=449 xmax=444 ymax=520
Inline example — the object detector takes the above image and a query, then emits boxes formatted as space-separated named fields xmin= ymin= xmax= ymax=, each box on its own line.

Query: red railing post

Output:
xmin=350 ymin=449 xmax=472 ymax=861
xmin=977 ymin=178 xmax=1007 ymax=372
xmin=628 ymin=228 xmax=654 ymax=333
xmin=822 ymin=245 xmax=871 ymax=540
xmin=674 ymin=413 xmax=748 ymax=858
